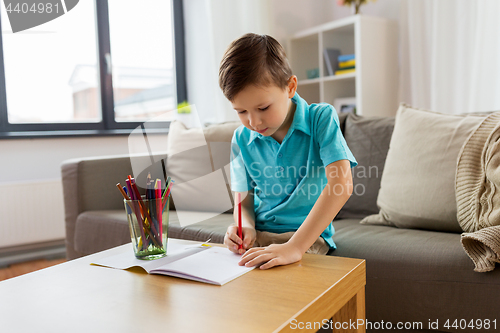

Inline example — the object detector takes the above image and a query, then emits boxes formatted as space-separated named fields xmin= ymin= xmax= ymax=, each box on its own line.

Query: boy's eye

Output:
xmin=236 ymin=110 xmax=246 ymax=114
xmin=259 ymin=105 xmax=269 ymax=111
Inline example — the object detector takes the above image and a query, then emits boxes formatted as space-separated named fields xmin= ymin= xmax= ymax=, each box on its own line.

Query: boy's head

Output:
xmin=219 ymin=33 xmax=297 ymax=139
xmin=219 ymin=33 xmax=293 ymax=102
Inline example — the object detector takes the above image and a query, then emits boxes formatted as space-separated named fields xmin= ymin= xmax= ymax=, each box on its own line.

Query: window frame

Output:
xmin=0 ymin=0 xmax=186 ymax=139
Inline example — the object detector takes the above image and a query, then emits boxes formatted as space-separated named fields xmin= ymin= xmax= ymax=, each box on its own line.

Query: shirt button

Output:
xmin=278 ymin=153 xmax=283 ymax=158
xmin=279 ymin=166 xmax=284 ymax=172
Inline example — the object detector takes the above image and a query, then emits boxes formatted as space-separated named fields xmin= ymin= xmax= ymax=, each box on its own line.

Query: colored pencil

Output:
xmin=125 ymin=179 xmax=148 ymax=251
xmin=162 ymin=177 xmax=173 ymax=205
xmin=122 ymin=186 xmax=132 ymax=214
xmin=116 ymin=183 xmax=131 ymax=201
xmin=237 ymin=192 xmax=242 ymax=250
xmin=125 ymin=178 xmax=134 ymax=200
xmin=155 ymin=179 xmax=163 ymax=244
xmin=146 ymin=174 xmax=155 ymax=241
xmin=162 ymin=185 xmax=172 ymax=213
xmin=116 ymin=183 xmax=132 ymax=214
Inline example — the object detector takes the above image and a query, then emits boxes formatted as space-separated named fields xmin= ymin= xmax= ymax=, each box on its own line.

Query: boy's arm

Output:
xmin=287 ymin=159 xmax=352 ymax=253
xmin=239 ymin=159 xmax=353 ymax=269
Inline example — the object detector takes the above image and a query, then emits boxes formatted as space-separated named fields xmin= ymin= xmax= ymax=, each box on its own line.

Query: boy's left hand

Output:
xmin=238 ymin=242 xmax=303 ymax=270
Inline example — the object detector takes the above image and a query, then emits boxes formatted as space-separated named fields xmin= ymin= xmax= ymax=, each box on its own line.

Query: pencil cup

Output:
xmin=124 ymin=196 xmax=170 ymax=260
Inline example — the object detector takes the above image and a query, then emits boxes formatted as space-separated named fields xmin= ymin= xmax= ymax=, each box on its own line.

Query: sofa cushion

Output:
xmin=74 ymin=210 xmax=131 ymax=255
xmin=361 ymin=105 xmax=486 ymax=233
xmin=332 ymin=219 xmax=500 ymax=325
xmin=74 ymin=210 xmax=231 ymax=256
xmin=337 ymin=114 xmax=394 ymax=219
xmin=168 ymin=211 xmax=233 ymax=243
xmin=166 ymin=121 xmax=240 ymax=216
xmin=333 ymin=219 xmax=500 ymax=284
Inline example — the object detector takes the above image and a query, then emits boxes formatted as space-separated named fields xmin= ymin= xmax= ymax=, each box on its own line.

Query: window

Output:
xmin=108 ymin=0 xmax=176 ymax=123
xmin=0 ymin=0 xmax=186 ymax=137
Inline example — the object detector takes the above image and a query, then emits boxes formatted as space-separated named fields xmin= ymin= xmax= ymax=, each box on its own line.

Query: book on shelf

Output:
xmin=336 ymin=66 xmax=355 ymax=71
xmin=335 ymin=68 xmax=356 ymax=75
xmin=323 ymin=48 xmax=341 ymax=76
xmin=338 ymin=54 xmax=355 ymax=62
xmin=92 ymin=242 xmax=255 ymax=286
xmin=339 ymin=59 xmax=356 ymax=68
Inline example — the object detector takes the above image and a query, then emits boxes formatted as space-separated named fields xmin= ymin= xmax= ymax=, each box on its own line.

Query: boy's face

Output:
xmin=231 ymin=76 xmax=297 ymax=139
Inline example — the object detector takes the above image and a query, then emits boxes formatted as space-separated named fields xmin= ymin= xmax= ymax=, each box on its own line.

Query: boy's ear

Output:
xmin=287 ymin=75 xmax=298 ymax=98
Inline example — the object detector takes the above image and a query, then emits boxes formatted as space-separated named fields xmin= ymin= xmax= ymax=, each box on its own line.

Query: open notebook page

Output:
xmin=92 ymin=243 xmax=255 ymax=285
xmin=151 ymin=246 xmax=255 ymax=285
xmin=92 ymin=242 xmax=209 ymax=273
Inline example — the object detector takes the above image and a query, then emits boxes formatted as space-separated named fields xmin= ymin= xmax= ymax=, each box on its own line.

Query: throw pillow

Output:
xmin=360 ymin=104 xmax=486 ymax=233
xmin=166 ymin=120 xmax=241 ymax=215
xmin=337 ymin=114 xmax=395 ymax=219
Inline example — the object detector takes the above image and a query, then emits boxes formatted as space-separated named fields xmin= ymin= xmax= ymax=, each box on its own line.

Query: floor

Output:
xmin=0 ymin=258 xmax=67 ymax=282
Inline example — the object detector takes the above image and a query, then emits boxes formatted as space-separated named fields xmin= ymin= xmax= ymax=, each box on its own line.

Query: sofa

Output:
xmin=61 ymin=106 xmax=500 ymax=333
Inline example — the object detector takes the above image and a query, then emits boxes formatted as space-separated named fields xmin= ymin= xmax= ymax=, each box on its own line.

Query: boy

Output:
xmin=219 ymin=33 xmax=357 ymax=270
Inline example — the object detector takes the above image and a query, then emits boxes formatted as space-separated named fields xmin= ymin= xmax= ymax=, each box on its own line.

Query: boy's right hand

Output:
xmin=224 ymin=225 xmax=256 ymax=255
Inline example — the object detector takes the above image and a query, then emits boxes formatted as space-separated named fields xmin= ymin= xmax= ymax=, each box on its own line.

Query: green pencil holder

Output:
xmin=124 ymin=196 xmax=170 ymax=260
xmin=306 ymin=67 xmax=320 ymax=79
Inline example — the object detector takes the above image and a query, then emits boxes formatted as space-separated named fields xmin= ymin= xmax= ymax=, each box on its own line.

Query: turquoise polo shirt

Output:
xmin=230 ymin=92 xmax=357 ymax=249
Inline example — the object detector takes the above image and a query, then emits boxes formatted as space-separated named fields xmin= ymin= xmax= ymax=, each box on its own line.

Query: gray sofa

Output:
xmin=61 ymin=112 xmax=500 ymax=333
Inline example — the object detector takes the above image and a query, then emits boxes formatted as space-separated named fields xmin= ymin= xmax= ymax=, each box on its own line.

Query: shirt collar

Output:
xmin=247 ymin=92 xmax=310 ymax=146
xmin=289 ymin=92 xmax=311 ymax=136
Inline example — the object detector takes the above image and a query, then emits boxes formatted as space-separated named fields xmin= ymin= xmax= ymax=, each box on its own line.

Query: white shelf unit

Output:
xmin=288 ymin=15 xmax=398 ymax=117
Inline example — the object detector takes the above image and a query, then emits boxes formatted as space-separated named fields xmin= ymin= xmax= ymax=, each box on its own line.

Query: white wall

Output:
xmin=0 ymin=135 xmax=167 ymax=248
xmin=271 ymin=0 xmax=401 ymax=43
xmin=0 ymin=136 xmax=130 ymax=183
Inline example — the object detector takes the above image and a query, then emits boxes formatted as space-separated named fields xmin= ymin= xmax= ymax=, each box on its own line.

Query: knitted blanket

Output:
xmin=456 ymin=112 xmax=500 ymax=272
xmin=461 ymin=226 xmax=500 ymax=272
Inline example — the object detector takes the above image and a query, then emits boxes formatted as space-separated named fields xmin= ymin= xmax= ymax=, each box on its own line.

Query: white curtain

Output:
xmin=399 ymin=0 xmax=500 ymax=114
xmin=183 ymin=0 xmax=273 ymax=125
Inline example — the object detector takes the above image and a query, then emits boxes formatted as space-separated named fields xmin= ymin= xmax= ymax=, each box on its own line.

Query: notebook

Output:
xmin=91 ymin=242 xmax=255 ymax=286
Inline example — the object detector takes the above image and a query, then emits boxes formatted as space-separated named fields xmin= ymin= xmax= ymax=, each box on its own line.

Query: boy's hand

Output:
xmin=238 ymin=242 xmax=303 ymax=270
xmin=224 ymin=225 xmax=256 ymax=254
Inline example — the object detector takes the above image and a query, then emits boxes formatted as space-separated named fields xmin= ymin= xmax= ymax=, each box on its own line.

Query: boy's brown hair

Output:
xmin=219 ymin=33 xmax=293 ymax=101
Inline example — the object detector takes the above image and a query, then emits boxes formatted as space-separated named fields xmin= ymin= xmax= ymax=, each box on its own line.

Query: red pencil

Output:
xmin=237 ymin=192 xmax=242 ymax=250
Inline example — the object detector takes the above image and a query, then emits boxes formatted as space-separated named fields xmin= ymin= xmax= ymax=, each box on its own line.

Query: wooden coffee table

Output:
xmin=0 ymin=239 xmax=365 ymax=333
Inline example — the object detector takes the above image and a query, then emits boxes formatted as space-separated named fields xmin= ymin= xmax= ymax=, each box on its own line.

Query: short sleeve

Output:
xmin=315 ymin=105 xmax=357 ymax=168
xmin=230 ymin=132 xmax=254 ymax=192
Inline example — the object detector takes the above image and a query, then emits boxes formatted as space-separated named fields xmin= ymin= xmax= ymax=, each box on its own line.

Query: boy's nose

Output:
xmin=249 ymin=113 xmax=262 ymax=127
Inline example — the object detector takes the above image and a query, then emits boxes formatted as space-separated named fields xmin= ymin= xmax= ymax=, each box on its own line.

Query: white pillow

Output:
xmin=360 ymin=104 xmax=486 ymax=232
